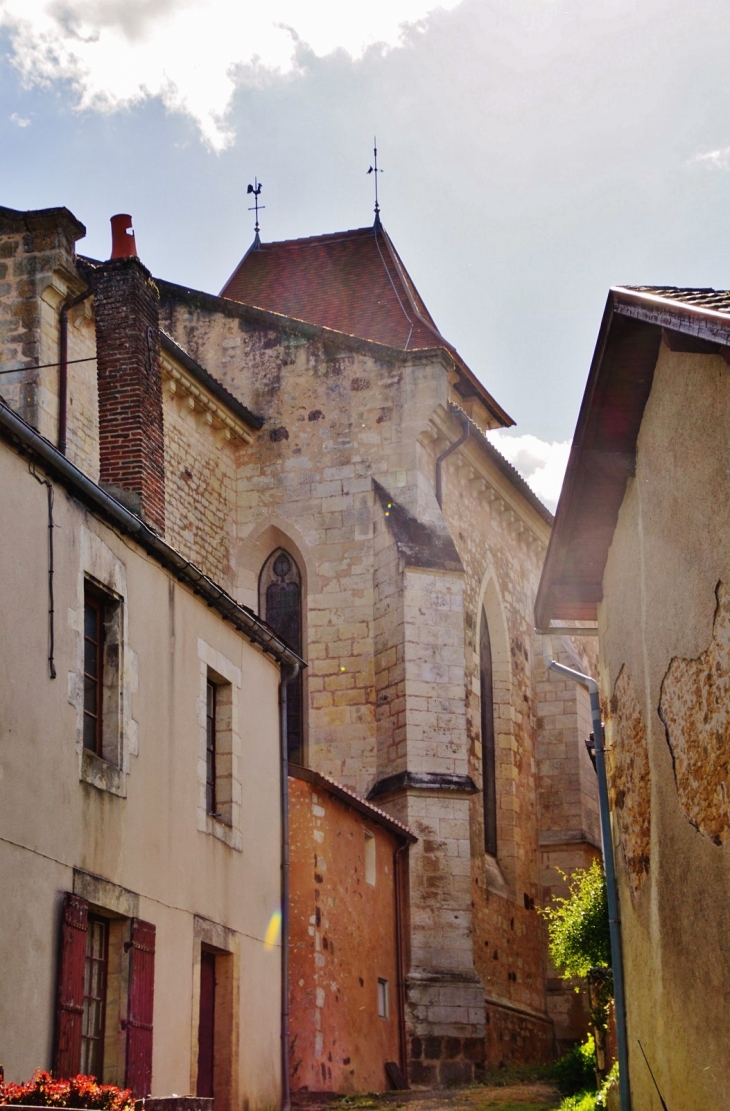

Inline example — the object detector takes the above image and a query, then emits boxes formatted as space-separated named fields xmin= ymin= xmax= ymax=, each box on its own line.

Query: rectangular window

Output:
xmin=364 ymin=831 xmax=376 ymax=886
xmin=84 ymin=594 xmax=104 ymax=754
xmin=377 ymin=978 xmax=389 ymax=1019
xmin=205 ymin=673 xmax=233 ymax=826
xmin=83 ymin=582 xmax=122 ymax=765
xmin=206 ymin=680 xmax=217 ymax=816
xmin=80 ymin=914 xmax=109 ymax=1079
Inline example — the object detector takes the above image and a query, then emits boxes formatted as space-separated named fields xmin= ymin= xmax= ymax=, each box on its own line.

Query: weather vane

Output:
xmin=247 ymin=178 xmax=265 ymax=237
xmin=367 ymin=138 xmax=383 ymax=224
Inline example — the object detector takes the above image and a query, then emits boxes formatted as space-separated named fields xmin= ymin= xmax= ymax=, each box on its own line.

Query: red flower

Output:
xmin=0 ymin=1072 xmax=133 ymax=1111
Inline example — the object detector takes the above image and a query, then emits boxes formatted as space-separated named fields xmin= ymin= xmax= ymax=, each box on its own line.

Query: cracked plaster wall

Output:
xmin=599 ymin=339 xmax=730 ymax=1111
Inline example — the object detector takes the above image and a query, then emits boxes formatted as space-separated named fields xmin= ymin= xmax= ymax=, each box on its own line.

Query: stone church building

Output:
xmin=0 ymin=203 xmax=599 ymax=1089
xmin=158 ymin=215 xmax=600 ymax=1079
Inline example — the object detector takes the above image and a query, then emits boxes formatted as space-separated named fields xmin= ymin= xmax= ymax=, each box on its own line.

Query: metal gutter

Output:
xmin=540 ymin=635 xmax=631 ymax=1111
xmin=0 ymin=398 xmax=302 ymax=670
xmin=278 ymin=663 xmax=300 ymax=1111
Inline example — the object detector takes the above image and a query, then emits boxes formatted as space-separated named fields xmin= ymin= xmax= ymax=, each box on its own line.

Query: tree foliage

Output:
xmin=540 ymin=859 xmax=611 ymax=979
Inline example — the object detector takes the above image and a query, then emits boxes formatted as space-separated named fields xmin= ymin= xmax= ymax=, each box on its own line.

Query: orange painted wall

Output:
xmin=288 ymin=776 xmax=403 ymax=1093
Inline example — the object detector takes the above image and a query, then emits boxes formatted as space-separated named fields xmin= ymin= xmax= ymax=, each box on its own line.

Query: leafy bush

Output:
xmin=540 ymin=862 xmax=612 ymax=1084
xmin=557 ymin=1093 xmax=598 ymax=1111
xmin=0 ymin=1073 xmax=133 ymax=1111
xmin=553 ymin=1036 xmax=597 ymax=1097
xmin=540 ymin=861 xmax=610 ymax=979
xmin=556 ymin=1061 xmax=620 ymax=1111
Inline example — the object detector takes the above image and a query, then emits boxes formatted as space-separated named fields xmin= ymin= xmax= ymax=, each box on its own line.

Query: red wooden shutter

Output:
xmin=54 ymin=892 xmax=89 ymax=1078
xmin=125 ymin=918 xmax=156 ymax=1096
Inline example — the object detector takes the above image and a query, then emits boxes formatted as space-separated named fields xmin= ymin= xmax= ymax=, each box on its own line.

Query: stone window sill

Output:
xmin=81 ymin=749 xmax=126 ymax=797
xmin=204 ymin=814 xmax=242 ymax=852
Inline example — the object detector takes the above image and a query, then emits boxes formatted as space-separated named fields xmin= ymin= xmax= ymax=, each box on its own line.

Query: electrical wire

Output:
xmin=0 ymin=356 xmax=97 ymax=375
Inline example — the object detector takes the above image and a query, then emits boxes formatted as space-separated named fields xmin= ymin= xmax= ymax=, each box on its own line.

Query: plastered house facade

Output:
xmin=0 ymin=207 xmax=298 ymax=1107
xmin=0 ymin=204 xmax=599 ymax=1087
xmin=537 ymin=286 xmax=730 ymax=1111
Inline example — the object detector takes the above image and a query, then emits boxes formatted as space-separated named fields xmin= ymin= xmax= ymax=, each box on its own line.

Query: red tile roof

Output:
xmin=221 ymin=223 xmax=447 ymax=351
xmin=220 ymin=221 xmax=514 ymax=428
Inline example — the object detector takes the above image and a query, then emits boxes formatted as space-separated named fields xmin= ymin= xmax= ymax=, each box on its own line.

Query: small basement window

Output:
xmin=364 ymin=831 xmax=376 ymax=886
xmin=377 ymin=978 xmax=389 ymax=1019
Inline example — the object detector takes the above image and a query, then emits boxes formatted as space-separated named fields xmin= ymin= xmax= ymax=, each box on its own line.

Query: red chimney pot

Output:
xmin=110 ymin=214 xmax=138 ymax=260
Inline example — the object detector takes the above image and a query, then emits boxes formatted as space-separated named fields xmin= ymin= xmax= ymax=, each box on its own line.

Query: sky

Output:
xmin=2 ymin=0 xmax=730 ymax=509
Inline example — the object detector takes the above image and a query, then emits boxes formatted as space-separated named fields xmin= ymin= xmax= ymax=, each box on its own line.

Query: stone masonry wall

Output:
xmin=162 ymin=384 xmax=240 ymax=589
xmin=535 ymin=636 xmax=601 ymax=1051
xmin=159 ymin=291 xmax=597 ymax=1074
xmin=0 ymin=209 xmax=91 ymax=460
xmin=426 ymin=429 xmax=551 ymax=1030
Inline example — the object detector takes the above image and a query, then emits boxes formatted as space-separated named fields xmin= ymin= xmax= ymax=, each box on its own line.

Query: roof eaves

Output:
xmin=159 ymin=331 xmax=263 ymax=430
xmin=612 ymin=285 xmax=730 ymax=344
xmin=288 ymin=764 xmax=417 ymax=842
xmin=535 ymin=290 xmax=661 ymax=630
xmin=449 ymin=404 xmax=554 ymax=526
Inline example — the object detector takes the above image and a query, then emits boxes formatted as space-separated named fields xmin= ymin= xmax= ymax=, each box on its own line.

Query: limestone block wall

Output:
xmin=0 ymin=210 xmax=98 ymax=478
xmin=535 ymin=636 xmax=600 ymax=1050
xmin=162 ymin=387 xmax=240 ymax=588
xmin=419 ymin=421 xmax=557 ymax=1062
xmin=373 ymin=507 xmax=407 ymax=780
xmin=160 ymin=292 xmax=450 ymax=797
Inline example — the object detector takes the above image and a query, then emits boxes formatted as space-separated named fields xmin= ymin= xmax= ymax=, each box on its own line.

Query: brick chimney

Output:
xmin=92 ymin=216 xmax=165 ymax=533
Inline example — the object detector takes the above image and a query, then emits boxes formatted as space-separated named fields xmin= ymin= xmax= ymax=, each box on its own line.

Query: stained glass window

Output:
xmin=260 ymin=550 xmax=304 ymax=765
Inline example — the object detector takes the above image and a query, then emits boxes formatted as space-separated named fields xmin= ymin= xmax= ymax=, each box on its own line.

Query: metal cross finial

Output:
xmin=367 ymin=138 xmax=383 ymax=223
xmin=247 ymin=177 xmax=265 ymax=236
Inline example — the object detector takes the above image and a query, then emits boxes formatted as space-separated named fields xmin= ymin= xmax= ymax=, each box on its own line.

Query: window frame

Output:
xmin=80 ymin=913 xmax=110 ymax=1080
xmin=259 ymin=548 xmax=305 ymax=766
xmin=377 ymin=977 xmax=390 ymax=1019
xmin=206 ymin=679 xmax=218 ymax=817
xmin=480 ymin=606 xmax=498 ymax=857
xmin=83 ymin=590 xmax=105 ymax=757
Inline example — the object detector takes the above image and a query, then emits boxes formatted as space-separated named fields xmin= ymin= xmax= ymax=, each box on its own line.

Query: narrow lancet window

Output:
xmin=260 ymin=549 xmax=304 ymax=765
xmin=480 ymin=607 xmax=497 ymax=856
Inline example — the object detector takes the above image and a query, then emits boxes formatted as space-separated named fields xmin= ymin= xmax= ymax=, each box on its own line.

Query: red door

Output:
xmin=197 ymin=951 xmax=216 ymax=1098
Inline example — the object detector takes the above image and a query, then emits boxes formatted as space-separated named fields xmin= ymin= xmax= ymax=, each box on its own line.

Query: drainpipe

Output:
xmin=58 ymin=285 xmax=92 ymax=455
xmin=435 ymin=413 xmax=470 ymax=509
xmin=279 ymin=660 xmax=300 ymax=1111
xmin=540 ymin=635 xmax=631 ymax=1111
xmin=393 ymin=841 xmax=409 ymax=1080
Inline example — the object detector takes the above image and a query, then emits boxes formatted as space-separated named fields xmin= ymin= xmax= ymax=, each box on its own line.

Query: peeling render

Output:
xmin=659 ymin=581 xmax=730 ymax=846
xmin=607 ymin=666 xmax=650 ymax=899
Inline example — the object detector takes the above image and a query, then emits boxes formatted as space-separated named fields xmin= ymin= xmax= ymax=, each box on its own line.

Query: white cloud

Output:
xmin=688 ymin=147 xmax=730 ymax=171
xmin=0 ymin=0 xmax=460 ymax=150
xmin=9 ymin=112 xmax=31 ymax=126
xmin=487 ymin=430 xmax=570 ymax=513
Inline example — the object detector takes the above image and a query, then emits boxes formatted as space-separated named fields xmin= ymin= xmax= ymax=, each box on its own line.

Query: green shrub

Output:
xmin=557 ymin=1093 xmax=598 ymax=1111
xmin=540 ymin=862 xmax=610 ymax=979
xmin=553 ymin=1036 xmax=597 ymax=1096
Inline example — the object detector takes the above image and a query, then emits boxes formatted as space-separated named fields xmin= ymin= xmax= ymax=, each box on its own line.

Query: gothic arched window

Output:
xmin=260 ymin=549 xmax=304 ymax=766
xmin=480 ymin=607 xmax=497 ymax=856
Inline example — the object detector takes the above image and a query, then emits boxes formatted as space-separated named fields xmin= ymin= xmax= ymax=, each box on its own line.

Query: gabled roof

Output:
xmin=221 ymin=223 xmax=444 ymax=351
xmin=535 ymin=285 xmax=730 ymax=630
xmin=220 ymin=221 xmax=514 ymax=429
xmin=289 ymin=764 xmax=417 ymax=843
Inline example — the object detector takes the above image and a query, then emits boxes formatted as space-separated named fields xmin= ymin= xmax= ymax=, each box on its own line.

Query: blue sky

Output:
xmin=2 ymin=0 xmax=729 ymax=506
